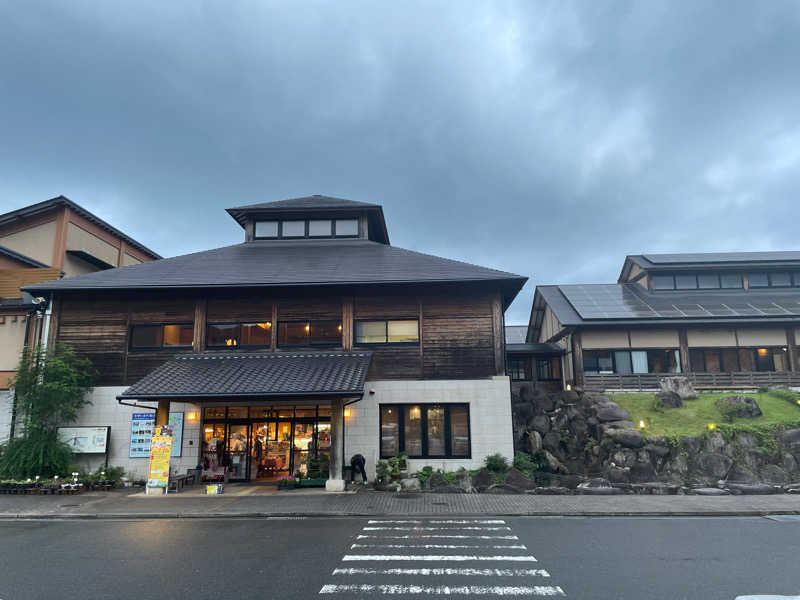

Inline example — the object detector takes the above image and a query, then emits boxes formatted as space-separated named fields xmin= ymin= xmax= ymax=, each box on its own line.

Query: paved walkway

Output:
xmin=0 ymin=487 xmax=799 ymax=518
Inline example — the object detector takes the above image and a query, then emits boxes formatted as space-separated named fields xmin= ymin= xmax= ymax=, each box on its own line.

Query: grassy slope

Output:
xmin=610 ymin=391 xmax=800 ymax=438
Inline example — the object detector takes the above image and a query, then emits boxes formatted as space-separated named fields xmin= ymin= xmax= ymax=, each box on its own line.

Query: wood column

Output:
xmin=786 ymin=327 xmax=797 ymax=372
xmin=156 ymin=398 xmax=171 ymax=426
xmin=491 ymin=292 xmax=505 ymax=376
xmin=342 ymin=297 xmax=354 ymax=350
xmin=571 ymin=330 xmax=584 ymax=388
xmin=678 ymin=328 xmax=690 ymax=373
xmin=193 ymin=298 xmax=207 ymax=352
xmin=326 ymin=397 xmax=345 ymax=491
xmin=117 ymin=240 xmax=127 ymax=267
xmin=270 ymin=301 xmax=278 ymax=351
xmin=51 ymin=207 xmax=69 ymax=270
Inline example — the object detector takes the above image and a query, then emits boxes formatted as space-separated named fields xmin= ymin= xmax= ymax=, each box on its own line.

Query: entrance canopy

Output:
xmin=117 ymin=351 xmax=372 ymax=401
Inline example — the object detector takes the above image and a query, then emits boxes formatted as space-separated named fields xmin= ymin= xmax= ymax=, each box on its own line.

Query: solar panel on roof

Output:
xmin=559 ymin=284 xmax=800 ymax=321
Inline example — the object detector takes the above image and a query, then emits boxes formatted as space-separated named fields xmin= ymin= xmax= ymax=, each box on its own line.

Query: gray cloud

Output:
xmin=1 ymin=1 xmax=799 ymax=323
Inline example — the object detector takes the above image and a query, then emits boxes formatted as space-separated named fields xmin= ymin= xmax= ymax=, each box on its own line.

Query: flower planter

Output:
xmin=299 ymin=478 xmax=327 ymax=488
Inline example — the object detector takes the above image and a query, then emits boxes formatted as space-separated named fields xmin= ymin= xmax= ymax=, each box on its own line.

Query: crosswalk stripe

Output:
xmin=351 ymin=544 xmax=527 ymax=550
xmin=319 ymin=584 xmax=565 ymax=595
xmin=357 ymin=534 xmax=520 ymax=540
xmin=332 ymin=568 xmax=551 ymax=577
xmin=342 ymin=555 xmax=538 ymax=562
xmin=363 ymin=526 xmax=512 ymax=531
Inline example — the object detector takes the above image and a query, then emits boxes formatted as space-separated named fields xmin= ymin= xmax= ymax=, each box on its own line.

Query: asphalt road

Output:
xmin=0 ymin=516 xmax=798 ymax=599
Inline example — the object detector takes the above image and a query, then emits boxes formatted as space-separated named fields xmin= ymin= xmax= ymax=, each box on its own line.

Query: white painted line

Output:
xmin=357 ymin=534 xmax=520 ymax=540
xmin=342 ymin=555 xmax=538 ymax=562
xmin=351 ymin=544 xmax=527 ymax=550
xmin=332 ymin=567 xmax=551 ymax=577
xmin=363 ymin=526 xmax=512 ymax=531
xmin=319 ymin=584 xmax=565 ymax=595
xmin=367 ymin=520 xmax=506 ymax=525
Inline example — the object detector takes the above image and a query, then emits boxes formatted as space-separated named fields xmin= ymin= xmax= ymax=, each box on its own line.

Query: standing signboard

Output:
xmin=58 ymin=426 xmax=110 ymax=454
xmin=129 ymin=412 xmax=183 ymax=458
xmin=146 ymin=424 xmax=174 ymax=495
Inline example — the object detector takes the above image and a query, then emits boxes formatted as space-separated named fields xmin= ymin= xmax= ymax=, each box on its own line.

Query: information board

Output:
xmin=57 ymin=426 xmax=109 ymax=454
xmin=129 ymin=412 xmax=183 ymax=458
xmin=146 ymin=424 xmax=174 ymax=492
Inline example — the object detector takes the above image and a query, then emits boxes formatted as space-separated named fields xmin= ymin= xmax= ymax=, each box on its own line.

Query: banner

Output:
xmin=146 ymin=424 xmax=174 ymax=492
xmin=57 ymin=426 xmax=109 ymax=454
xmin=130 ymin=412 xmax=183 ymax=458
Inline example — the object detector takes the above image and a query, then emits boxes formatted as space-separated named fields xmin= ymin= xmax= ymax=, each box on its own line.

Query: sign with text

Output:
xmin=146 ymin=424 xmax=174 ymax=491
xmin=129 ymin=412 xmax=183 ymax=458
xmin=57 ymin=426 xmax=109 ymax=454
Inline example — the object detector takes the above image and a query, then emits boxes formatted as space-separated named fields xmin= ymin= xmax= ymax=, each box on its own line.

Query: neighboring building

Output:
xmin=0 ymin=196 xmax=160 ymax=389
xmin=526 ymin=252 xmax=800 ymax=392
xmin=21 ymin=195 xmax=526 ymax=488
xmin=504 ymin=324 xmax=564 ymax=394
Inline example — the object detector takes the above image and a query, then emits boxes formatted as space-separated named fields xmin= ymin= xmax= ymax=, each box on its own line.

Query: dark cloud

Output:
xmin=1 ymin=1 xmax=799 ymax=323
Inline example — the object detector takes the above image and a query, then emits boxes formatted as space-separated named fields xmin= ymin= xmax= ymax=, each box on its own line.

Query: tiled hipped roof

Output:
xmin=119 ymin=351 xmax=372 ymax=400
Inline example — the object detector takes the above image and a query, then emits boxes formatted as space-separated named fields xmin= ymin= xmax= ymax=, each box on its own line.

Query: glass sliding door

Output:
xmin=226 ymin=424 xmax=249 ymax=481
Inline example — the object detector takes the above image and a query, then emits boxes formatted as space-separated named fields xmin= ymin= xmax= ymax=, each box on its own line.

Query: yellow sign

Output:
xmin=146 ymin=425 xmax=174 ymax=492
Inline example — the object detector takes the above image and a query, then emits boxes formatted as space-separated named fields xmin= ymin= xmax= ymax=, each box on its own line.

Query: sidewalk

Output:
xmin=0 ymin=486 xmax=799 ymax=519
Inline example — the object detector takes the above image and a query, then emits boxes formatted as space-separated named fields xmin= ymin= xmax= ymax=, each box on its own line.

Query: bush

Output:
xmin=484 ymin=453 xmax=509 ymax=474
xmin=715 ymin=397 xmax=740 ymax=423
xmin=375 ymin=460 xmax=391 ymax=484
xmin=0 ymin=430 xmax=74 ymax=479
xmin=513 ymin=451 xmax=546 ymax=477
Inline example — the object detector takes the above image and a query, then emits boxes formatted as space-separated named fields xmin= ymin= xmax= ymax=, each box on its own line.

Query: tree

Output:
xmin=0 ymin=344 xmax=95 ymax=479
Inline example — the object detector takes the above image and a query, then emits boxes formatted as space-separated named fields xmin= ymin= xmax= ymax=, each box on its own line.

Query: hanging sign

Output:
xmin=146 ymin=424 xmax=174 ymax=492
xmin=129 ymin=412 xmax=184 ymax=458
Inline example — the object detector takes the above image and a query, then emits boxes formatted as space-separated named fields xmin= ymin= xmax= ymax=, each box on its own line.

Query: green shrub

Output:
xmin=0 ymin=430 xmax=74 ymax=479
xmin=715 ymin=397 xmax=741 ymax=423
xmin=484 ymin=453 xmax=509 ymax=474
xmin=375 ymin=460 xmax=391 ymax=484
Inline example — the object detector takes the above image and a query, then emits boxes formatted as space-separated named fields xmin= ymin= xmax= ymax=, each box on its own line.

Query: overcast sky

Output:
xmin=1 ymin=2 xmax=799 ymax=323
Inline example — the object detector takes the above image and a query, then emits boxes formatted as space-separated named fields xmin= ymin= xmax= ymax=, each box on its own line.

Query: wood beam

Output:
xmin=679 ymin=328 xmax=690 ymax=372
xmin=155 ymin=399 xmax=170 ymax=426
xmin=571 ymin=330 xmax=584 ymax=389
xmin=193 ymin=298 xmax=207 ymax=352
xmin=270 ymin=301 xmax=278 ymax=351
xmin=51 ymin=207 xmax=69 ymax=270
xmin=342 ymin=297 xmax=354 ymax=350
xmin=491 ymin=291 xmax=504 ymax=376
xmin=786 ymin=327 xmax=797 ymax=372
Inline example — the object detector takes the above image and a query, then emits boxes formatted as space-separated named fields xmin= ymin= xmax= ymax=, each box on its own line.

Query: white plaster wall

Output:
xmin=0 ymin=390 xmax=12 ymax=443
xmin=66 ymin=387 xmax=202 ymax=480
xmin=344 ymin=377 xmax=514 ymax=481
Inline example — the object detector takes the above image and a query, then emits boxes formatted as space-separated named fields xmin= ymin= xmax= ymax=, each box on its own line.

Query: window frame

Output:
xmin=206 ymin=322 xmax=272 ymax=349
xmin=688 ymin=347 xmax=787 ymax=373
xmin=253 ymin=221 xmax=279 ymax=239
xmin=583 ymin=348 xmax=681 ymax=375
xmin=129 ymin=323 xmax=194 ymax=351
xmin=507 ymin=357 xmax=529 ymax=381
xmin=277 ymin=320 xmax=343 ymax=348
xmin=334 ymin=218 xmax=360 ymax=238
xmin=252 ymin=218 xmax=361 ymax=240
xmin=354 ymin=319 xmax=420 ymax=346
xmin=379 ymin=403 xmax=471 ymax=459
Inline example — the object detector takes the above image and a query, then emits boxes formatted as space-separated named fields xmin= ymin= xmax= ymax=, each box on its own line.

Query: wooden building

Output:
xmin=524 ymin=252 xmax=800 ymax=393
xmin=21 ymin=196 xmax=526 ymax=489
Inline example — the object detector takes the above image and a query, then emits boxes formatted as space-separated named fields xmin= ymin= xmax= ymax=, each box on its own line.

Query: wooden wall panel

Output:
xmin=366 ymin=347 xmax=423 ymax=379
xmin=83 ymin=353 xmax=126 ymax=386
xmin=422 ymin=317 xmax=494 ymax=348
xmin=422 ymin=292 xmax=493 ymax=318
xmin=423 ymin=348 xmax=495 ymax=379
xmin=0 ymin=268 xmax=62 ymax=298
xmin=60 ymin=298 xmax=128 ymax=324
xmin=354 ymin=295 xmax=418 ymax=318
xmin=130 ymin=299 xmax=194 ymax=323
xmin=207 ymin=297 xmax=272 ymax=322
xmin=278 ymin=298 xmax=342 ymax=320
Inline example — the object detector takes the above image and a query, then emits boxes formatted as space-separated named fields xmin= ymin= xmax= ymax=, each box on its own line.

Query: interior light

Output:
xmin=337 ymin=324 xmax=343 ymax=332
xmin=758 ymin=348 xmax=769 ymax=356
xmin=187 ymin=412 xmax=198 ymax=421
xmin=344 ymin=408 xmax=351 ymax=418
xmin=305 ymin=323 xmax=311 ymax=333
xmin=257 ymin=322 xmax=272 ymax=330
xmin=566 ymin=384 xmax=572 ymax=391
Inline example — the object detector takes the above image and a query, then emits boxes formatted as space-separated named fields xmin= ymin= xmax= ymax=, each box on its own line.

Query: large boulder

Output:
xmin=629 ymin=461 xmax=657 ymax=483
xmin=472 ymin=469 xmax=494 ymax=492
xmin=696 ymin=453 xmax=733 ymax=480
xmin=716 ymin=396 xmax=762 ymax=419
xmin=659 ymin=376 xmax=697 ymax=400
xmin=527 ymin=430 xmax=543 ymax=453
xmin=485 ymin=483 xmax=523 ymax=495
xmin=456 ymin=470 xmax=475 ymax=493
xmin=543 ymin=431 xmax=562 ymax=454
xmin=656 ymin=390 xmax=683 ymax=409
xmin=760 ymin=464 xmax=790 ymax=484
xmin=400 ymin=477 xmax=421 ymax=491
xmin=596 ymin=406 xmax=631 ymax=423
xmin=542 ymin=450 xmax=568 ymax=474
xmin=781 ymin=429 xmax=800 ymax=449
xmin=607 ymin=466 xmax=630 ymax=484
xmin=505 ymin=468 xmax=536 ymax=490
xmin=608 ymin=429 xmax=645 ymax=449
xmin=726 ymin=464 xmax=759 ymax=483
xmin=726 ymin=482 xmax=779 ymax=495
xmin=644 ymin=443 xmax=670 ymax=458
xmin=530 ymin=415 xmax=551 ymax=435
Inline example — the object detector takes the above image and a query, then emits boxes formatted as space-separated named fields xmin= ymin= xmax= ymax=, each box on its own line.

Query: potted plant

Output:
xmin=277 ymin=475 xmax=296 ymax=490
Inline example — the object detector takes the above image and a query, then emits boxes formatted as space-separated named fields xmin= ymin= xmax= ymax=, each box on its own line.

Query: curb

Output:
xmin=2 ymin=510 xmax=800 ymax=520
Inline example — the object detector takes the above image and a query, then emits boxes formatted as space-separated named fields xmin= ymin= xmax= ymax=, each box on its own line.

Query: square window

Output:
xmin=697 ymin=274 xmax=720 ymax=289
xmin=748 ymin=272 xmax=769 ymax=288
xmin=208 ymin=323 xmax=240 ymax=347
xmin=387 ymin=320 xmax=419 ymax=343
xmin=720 ymin=273 xmax=743 ymax=289
xmin=278 ymin=322 xmax=310 ymax=345
xmin=380 ymin=406 xmax=400 ymax=457
xmin=163 ymin=324 xmax=193 ymax=347
xmin=770 ymin=272 xmax=792 ymax=287
xmin=652 ymin=275 xmax=675 ymax=290
xmin=449 ymin=406 xmax=470 ymax=457
xmin=131 ymin=325 xmax=162 ymax=348
xmin=281 ymin=221 xmax=305 ymax=237
xmin=356 ymin=321 xmax=387 ymax=344
xmin=335 ymin=219 xmax=359 ymax=237
xmin=254 ymin=221 xmax=278 ymax=238
xmin=675 ymin=275 xmax=698 ymax=290
xmin=310 ymin=321 xmax=341 ymax=345
xmin=308 ymin=220 xmax=332 ymax=237
xmin=241 ymin=322 xmax=271 ymax=346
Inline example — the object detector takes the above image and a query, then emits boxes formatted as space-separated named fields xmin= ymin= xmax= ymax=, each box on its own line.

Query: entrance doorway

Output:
xmin=201 ymin=405 xmax=332 ymax=482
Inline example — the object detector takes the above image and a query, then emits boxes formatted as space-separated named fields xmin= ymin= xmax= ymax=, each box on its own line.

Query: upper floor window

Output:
xmin=536 ymin=358 xmax=562 ymax=381
xmin=130 ymin=323 xmax=193 ymax=350
xmin=355 ymin=320 xmax=419 ymax=344
xmin=747 ymin=272 xmax=769 ymax=288
xmin=278 ymin=320 xmax=342 ymax=346
xmin=253 ymin=218 xmax=360 ymax=240
xmin=584 ymin=349 xmax=680 ymax=375
xmin=720 ymin=273 xmax=743 ymax=289
xmin=747 ymin=271 xmax=793 ymax=288
xmin=207 ymin=322 xmax=272 ymax=348
xmin=652 ymin=272 xmax=745 ymax=291
xmin=507 ymin=358 xmax=528 ymax=381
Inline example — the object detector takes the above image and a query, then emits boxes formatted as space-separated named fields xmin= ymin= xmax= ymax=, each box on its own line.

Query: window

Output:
xmin=689 ymin=347 xmax=787 ymax=372
xmin=308 ymin=220 xmax=332 ymax=237
xmin=254 ymin=221 xmax=278 ymax=238
xmin=207 ymin=322 xmax=272 ymax=348
xmin=748 ymin=272 xmax=769 ymax=288
xmin=770 ymin=272 xmax=792 ymax=287
xmin=355 ymin=320 xmax=419 ymax=344
xmin=536 ymin=358 xmax=562 ymax=380
xmin=241 ymin=322 xmax=271 ymax=346
xmin=697 ymin=273 xmax=720 ymax=289
xmin=335 ymin=219 xmax=359 ymax=237
xmin=584 ymin=349 xmax=680 ymax=374
xmin=278 ymin=320 xmax=342 ymax=346
xmin=130 ymin=324 xmax=193 ymax=349
xmin=652 ymin=275 xmax=675 ymax=290
xmin=675 ymin=274 xmax=698 ymax=290
xmin=207 ymin=323 xmax=241 ymax=347
xmin=380 ymin=404 xmax=470 ymax=459
xmin=720 ymin=273 xmax=743 ymax=289
xmin=508 ymin=358 xmax=529 ymax=381
xmin=282 ymin=220 xmax=305 ymax=237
